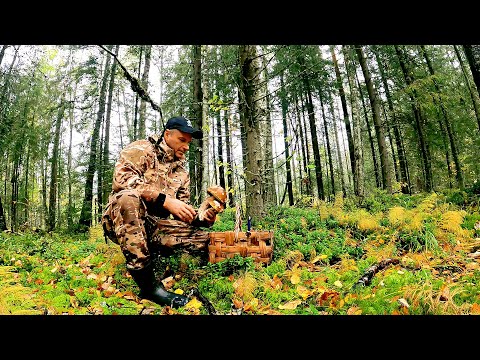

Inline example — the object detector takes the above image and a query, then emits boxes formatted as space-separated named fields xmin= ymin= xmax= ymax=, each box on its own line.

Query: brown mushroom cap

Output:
xmin=207 ymin=185 xmax=227 ymax=205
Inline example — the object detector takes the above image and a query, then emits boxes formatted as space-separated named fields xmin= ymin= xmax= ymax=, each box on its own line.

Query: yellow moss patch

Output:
xmin=356 ymin=210 xmax=383 ymax=232
xmin=0 ymin=266 xmax=42 ymax=315
xmin=388 ymin=206 xmax=407 ymax=227
xmin=233 ymin=272 xmax=257 ymax=303
xmin=89 ymin=224 xmax=105 ymax=243
xmin=363 ymin=240 xmax=397 ymax=261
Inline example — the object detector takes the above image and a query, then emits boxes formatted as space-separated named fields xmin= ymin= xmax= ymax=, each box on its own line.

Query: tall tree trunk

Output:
xmin=463 ymin=45 xmax=480 ymax=102
xmin=224 ymin=110 xmax=234 ymax=208
xmin=157 ymin=46 xmax=165 ymax=133
xmin=138 ymin=45 xmax=151 ymax=140
xmin=191 ymin=44 xmax=204 ymax=204
xmin=295 ymin=92 xmax=312 ymax=196
xmin=372 ymin=46 xmax=410 ymax=194
xmin=47 ymin=101 xmax=65 ymax=231
xmin=280 ymin=74 xmax=294 ymax=206
xmin=102 ymin=45 xmax=120 ymax=207
xmin=395 ymin=45 xmax=433 ymax=192
xmin=67 ymin=98 xmax=74 ymax=230
xmin=355 ymin=69 xmax=381 ymax=189
xmin=297 ymin=53 xmax=324 ymax=200
xmin=216 ymin=109 xmax=225 ymax=190
xmin=381 ymin=101 xmax=399 ymax=182
xmin=0 ymin=45 xmax=9 ymax=66
xmin=40 ymin=156 xmax=47 ymax=229
xmin=11 ymin=159 xmax=20 ymax=232
xmin=238 ymin=45 xmax=265 ymax=221
xmin=342 ymin=45 xmax=364 ymax=198
xmin=328 ymin=93 xmax=346 ymax=197
xmin=355 ymin=46 xmax=392 ymax=193
xmin=133 ymin=46 xmax=143 ymax=141
xmin=79 ymin=46 xmax=112 ymax=229
xmin=331 ymin=46 xmax=357 ymax=195
xmin=261 ymin=52 xmax=277 ymax=207
xmin=421 ymin=45 xmax=464 ymax=189
xmin=319 ymin=90 xmax=335 ymax=199
xmin=0 ymin=196 xmax=6 ymax=231
xmin=455 ymin=45 xmax=480 ymax=132
xmin=201 ymin=57 xmax=210 ymax=201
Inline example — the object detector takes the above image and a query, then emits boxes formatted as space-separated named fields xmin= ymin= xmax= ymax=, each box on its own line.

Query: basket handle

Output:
xmin=234 ymin=203 xmax=242 ymax=242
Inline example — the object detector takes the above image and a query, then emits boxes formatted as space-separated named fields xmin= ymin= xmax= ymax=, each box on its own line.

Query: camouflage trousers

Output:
xmin=102 ymin=189 xmax=209 ymax=270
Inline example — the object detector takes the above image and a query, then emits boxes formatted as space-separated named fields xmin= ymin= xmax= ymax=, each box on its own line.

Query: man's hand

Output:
xmin=163 ymin=196 xmax=197 ymax=223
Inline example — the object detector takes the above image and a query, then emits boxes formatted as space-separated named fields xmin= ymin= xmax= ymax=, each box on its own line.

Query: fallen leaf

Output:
xmin=70 ymin=297 xmax=78 ymax=308
xmin=311 ymin=254 xmax=328 ymax=264
xmin=185 ymin=297 xmax=202 ymax=310
xmin=104 ymin=286 xmax=116 ymax=297
xmin=173 ymin=288 xmax=184 ymax=295
xmin=233 ymin=298 xmax=244 ymax=309
xmin=471 ymin=303 xmax=480 ymax=314
xmin=278 ymin=299 xmax=302 ymax=310
xmin=296 ymin=285 xmax=312 ymax=300
xmin=140 ymin=307 xmax=156 ymax=315
xmin=123 ymin=291 xmax=136 ymax=300
xmin=347 ymin=306 xmax=362 ymax=315
xmin=334 ymin=280 xmax=343 ymax=288
xmin=466 ymin=262 xmax=479 ymax=270
xmin=290 ymin=273 xmax=301 ymax=284
xmin=271 ymin=274 xmax=283 ymax=289
xmin=398 ymin=298 xmax=410 ymax=308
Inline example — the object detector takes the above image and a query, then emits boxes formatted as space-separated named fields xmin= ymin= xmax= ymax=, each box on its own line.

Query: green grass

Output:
xmin=1 ymin=191 xmax=480 ymax=315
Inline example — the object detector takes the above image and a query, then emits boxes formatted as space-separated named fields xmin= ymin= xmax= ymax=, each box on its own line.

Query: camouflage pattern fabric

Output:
xmin=101 ymin=136 xmax=210 ymax=271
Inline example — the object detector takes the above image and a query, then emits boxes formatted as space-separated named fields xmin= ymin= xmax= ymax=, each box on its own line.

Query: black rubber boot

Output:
xmin=128 ymin=262 xmax=188 ymax=308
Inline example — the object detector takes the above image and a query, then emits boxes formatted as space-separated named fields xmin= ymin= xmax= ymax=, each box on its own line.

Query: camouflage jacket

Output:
xmin=110 ymin=135 xmax=191 ymax=206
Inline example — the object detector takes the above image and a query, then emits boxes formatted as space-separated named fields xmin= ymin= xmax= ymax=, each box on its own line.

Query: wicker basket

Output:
xmin=208 ymin=230 xmax=274 ymax=264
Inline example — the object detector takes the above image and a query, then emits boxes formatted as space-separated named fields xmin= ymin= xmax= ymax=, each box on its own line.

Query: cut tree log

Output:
xmin=354 ymin=258 xmax=400 ymax=288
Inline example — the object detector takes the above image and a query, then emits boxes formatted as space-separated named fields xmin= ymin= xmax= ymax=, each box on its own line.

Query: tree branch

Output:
xmin=98 ymin=45 xmax=165 ymax=131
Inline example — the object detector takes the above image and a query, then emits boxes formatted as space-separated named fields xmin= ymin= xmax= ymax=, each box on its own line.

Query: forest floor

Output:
xmin=1 ymin=188 xmax=480 ymax=315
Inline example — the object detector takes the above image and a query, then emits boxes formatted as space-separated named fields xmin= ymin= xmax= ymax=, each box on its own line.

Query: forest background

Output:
xmin=1 ymin=44 xmax=479 ymax=232
xmin=1 ymin=44 xmax=480 ymax=316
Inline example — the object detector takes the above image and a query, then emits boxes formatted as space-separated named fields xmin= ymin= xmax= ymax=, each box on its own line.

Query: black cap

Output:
xmin=165 ymin=116 xmax=203 ymax=139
